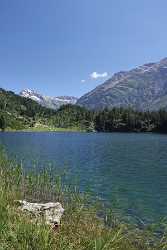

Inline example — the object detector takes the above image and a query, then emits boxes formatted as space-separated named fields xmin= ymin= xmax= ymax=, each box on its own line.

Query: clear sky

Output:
xmin=0 ymin=0 xmax=167 ymax=97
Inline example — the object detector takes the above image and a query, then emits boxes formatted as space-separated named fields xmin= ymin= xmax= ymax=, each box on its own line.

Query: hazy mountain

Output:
xmin=20 ymin=89 xmax=78 ymax=110
xmin=77 ymin=58 xmax=167 ymax=111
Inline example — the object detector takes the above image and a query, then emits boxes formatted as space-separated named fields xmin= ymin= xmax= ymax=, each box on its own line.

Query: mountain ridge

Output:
xmin=20 ymin=89 xmax=78 ymax=110
xmin=77 ymin=57 xmax=167 ymax=110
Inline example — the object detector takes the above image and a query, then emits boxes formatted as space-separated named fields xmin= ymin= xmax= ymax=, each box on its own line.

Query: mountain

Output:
xmin=77 ymin=58 xmax=167 ymax=111
xmin=20 ymin=89 xmax=78 ymax=110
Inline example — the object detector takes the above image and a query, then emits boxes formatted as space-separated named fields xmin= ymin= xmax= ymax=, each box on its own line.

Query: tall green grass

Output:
xmin=0 ymin=147 xmax=167 ymax=249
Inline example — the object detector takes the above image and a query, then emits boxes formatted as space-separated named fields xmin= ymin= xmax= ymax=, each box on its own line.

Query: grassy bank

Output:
xmin=0 ymin=148 xmax=167 ymax=249
xmin=2 ymin=124 xmax=86 ymax=132
xmin=21 ymin=125 xmax=86 ymax=132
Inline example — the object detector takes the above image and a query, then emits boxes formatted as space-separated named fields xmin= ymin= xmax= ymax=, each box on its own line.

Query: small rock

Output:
xmin=17 ymin=200 xmax=64 ymax=228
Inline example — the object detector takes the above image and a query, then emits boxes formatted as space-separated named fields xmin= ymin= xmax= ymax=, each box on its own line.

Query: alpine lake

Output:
xmin=0 ymin=132 xmax=167 ymax=225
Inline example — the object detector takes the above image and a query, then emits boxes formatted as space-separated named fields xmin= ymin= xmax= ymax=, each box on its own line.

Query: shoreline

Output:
xmin=1 ymin=129 xmax=167 ymax=134
xmin=0 ymin=127 xmax=86 ymax=133
xmin=0 ymin=147 xmax=166 ymax=249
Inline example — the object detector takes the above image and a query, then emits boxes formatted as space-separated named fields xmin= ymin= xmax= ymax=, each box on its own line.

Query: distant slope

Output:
xmin=77 ymin=58 xmax=167 ymax=111
xmin=0 ymin=88 xmax=56 ymax=130
xmin=20 ymin=89 xmax=78 ymax=110
xmin=0 ymin=88 xmax=92 ymax=131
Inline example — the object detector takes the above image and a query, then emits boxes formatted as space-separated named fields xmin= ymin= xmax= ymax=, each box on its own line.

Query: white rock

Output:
xmin=17 ymin=200 xmax=64 ymax=227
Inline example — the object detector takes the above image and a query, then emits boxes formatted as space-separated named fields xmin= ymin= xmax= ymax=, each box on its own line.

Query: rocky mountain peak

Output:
xmin=77 ymin=57 xmax=167 ymax=111
xmin=20 ymin=89 xmax=78 ymax=110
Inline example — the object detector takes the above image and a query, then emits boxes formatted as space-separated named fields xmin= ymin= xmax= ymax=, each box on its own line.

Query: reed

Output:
xmin=0 ymin=146 xmax=167 ymax=249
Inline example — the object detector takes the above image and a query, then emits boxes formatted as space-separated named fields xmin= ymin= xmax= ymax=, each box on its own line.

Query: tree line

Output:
xmin=50 ymin=105 xmax=167 ymax=133
xmin=0 ymin=87 xmax=167 ymax=132
xmin=94 ymin=108 xmax=167 ymax=133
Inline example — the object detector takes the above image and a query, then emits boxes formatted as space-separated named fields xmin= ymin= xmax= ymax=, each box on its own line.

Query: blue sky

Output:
xmin=0 ymin=0 xmax=167 ymax=97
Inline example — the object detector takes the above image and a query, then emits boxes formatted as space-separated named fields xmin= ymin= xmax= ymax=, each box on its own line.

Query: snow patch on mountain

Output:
xmin=20 ymin=89 xmax=78 ymax=110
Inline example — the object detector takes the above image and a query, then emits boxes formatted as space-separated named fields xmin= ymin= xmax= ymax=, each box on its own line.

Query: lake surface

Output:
xmin=0 ymin=132 xmax=167 ymax=224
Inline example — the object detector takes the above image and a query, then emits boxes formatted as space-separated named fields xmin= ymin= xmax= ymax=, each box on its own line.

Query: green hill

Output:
xmin=0 ymin=88 xmax=56 ymax=130
xmin=0 ymin=88 xmax=93 ymax=131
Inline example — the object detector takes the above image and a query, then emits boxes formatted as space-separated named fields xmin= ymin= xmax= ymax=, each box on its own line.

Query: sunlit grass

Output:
xmin=5 ymin=124 xmax=86 ymax=132
xmin=0 ymin=146 xmax=167 ymax=249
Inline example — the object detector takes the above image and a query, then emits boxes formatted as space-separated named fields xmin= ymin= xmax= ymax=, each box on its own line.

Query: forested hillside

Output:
xmin=0 ymin=88 xmax=92 ymax=131
xmin=51 ymin=104 xmax=94 ymax=131
xmin=94 ymin=108 xmax=167 ymax=132
xmin=0 ymin=88 xmax=167 ymax=132
xmin=0 ymin=88 xmax=56 ymax=130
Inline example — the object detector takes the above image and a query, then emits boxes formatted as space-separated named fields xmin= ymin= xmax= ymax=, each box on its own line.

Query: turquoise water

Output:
xmin=0 ymin=132 xmax=167 ymax=223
